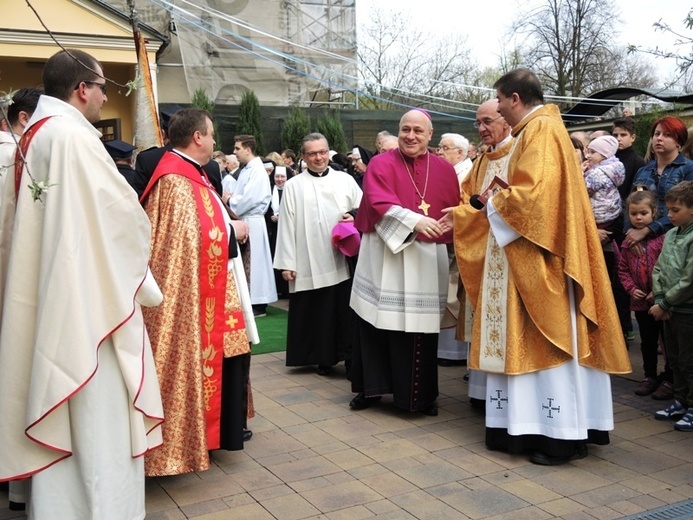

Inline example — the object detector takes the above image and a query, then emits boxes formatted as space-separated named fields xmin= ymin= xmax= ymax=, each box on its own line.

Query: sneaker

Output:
xmin=674 ymin=409 xmax=693 ymax=431
xmin=625 ymin=331 xmax=636 ymax=341
xmin=654 ymin=400 xmax=686 ymax=420
xmin=651 ymin=380 xmax=675 ymax=400
xmin=634 ymin=377 xmax=658 ymax=396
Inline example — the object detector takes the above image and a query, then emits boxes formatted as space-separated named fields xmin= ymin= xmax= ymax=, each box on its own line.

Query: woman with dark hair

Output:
xmin=625 ymin=115 xmax=693 ymax=401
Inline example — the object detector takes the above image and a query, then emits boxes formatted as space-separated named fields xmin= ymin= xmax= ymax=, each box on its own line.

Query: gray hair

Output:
xmin=440 ymin=133 xmax=469 ymax=154
xmin=300 ymin=132 xmax=329 ymax=154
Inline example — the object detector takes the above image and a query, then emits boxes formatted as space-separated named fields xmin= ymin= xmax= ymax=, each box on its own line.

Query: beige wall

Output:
xmin=1 ymin=57 xmax=138 ymax=141
xmin=1 ymin=0 xmax=164 ymax=142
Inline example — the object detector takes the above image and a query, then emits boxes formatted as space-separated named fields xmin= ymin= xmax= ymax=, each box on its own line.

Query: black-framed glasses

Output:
xmin=473 ymin=115 xmax=502 ymax=129
xmin=76 ymin=80 xmax=108 ymax=95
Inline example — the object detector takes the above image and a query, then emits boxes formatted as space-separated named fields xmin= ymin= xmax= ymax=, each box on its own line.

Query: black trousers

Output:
xmin=350 ymin=316 xmax=438 ymax=412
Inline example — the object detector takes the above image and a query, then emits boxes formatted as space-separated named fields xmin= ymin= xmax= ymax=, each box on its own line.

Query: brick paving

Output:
xmin=1 ymin=326 xmax=692 ymax=519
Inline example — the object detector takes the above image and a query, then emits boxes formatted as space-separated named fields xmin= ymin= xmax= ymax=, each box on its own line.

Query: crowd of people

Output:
xmin=1 ymin=49 xmax=693 ymax=517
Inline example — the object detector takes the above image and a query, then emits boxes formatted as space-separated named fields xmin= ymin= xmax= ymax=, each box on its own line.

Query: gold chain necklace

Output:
xmin=398 ymin=149 xmax=431 ymax=215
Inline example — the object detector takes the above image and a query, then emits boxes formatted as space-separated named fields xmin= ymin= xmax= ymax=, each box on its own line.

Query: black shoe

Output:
xmin=469 ymin=398 xmax=486 ymax=409
xmin=420 ymin=404 xmax=438 ymax=416
xmin=349 ymin=393 xmax=381 ymax=410
xmin=317 ymin=365 xmax=333 ymax=376
xmin=437 ymin=358 xmax=467 ymax=367
xmin=252 ymin=305 xmax=267 ymax=318
xmin=9 ymin=501 xmax=26 ymax=511
xmin=529 ymin=444 xmax=588 ymax=466
xmin=243 ymin=429 xmax=253 ymax=442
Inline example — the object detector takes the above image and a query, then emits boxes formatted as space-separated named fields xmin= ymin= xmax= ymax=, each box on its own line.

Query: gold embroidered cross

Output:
xmin=226 ymin=315 xmax=239 ymax=329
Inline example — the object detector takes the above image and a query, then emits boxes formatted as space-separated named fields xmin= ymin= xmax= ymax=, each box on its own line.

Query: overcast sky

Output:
xmin=355 ymin=0 xmax=690 ymax=85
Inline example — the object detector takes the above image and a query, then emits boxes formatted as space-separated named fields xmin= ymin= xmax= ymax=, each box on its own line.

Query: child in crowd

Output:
xmin=651 ymin=181 xmax=693 ymax=431
xmin=612 ymin=117 xmax=646 ymax=198
xmin=613 ymin=117 xmax=647 ymax=342
xmin=618 ymin=190 xmax=665 ymax=396
xmin=582 ymin=135 xmax=625 ymax=278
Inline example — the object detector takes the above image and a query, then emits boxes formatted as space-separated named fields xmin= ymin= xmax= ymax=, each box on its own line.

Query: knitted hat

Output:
xmin=589 ymin=135 xmax=618 ymax=159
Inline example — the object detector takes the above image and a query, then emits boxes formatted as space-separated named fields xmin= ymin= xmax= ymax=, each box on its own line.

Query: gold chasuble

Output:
xmin=454 ymin=105 xmax=630 ymax=376
xmin=142 ymin=152 xmax=250 ymax=476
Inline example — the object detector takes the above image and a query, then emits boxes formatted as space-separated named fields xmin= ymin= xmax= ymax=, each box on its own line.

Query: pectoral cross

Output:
xmin=418 ymin=199 xmax=430 ymax=216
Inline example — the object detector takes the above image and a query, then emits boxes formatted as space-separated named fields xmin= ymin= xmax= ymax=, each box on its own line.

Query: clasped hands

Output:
xmin=417 ymin=207 xmax=456 ymax=238
xmin=230 ymin=220 xmax=249 ymax=244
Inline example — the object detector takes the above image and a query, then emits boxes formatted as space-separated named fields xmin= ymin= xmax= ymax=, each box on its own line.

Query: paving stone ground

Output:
xmin=2 ymin=314 xmax=691 ymax=519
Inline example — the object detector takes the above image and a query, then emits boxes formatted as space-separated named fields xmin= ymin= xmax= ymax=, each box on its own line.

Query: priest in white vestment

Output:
xmin=227 ymin=135 xmax=277 ymax=316
xmin=0 ymin=88 xmax=42 ymax=511
xmin=435 ymin=132 xmax=473 ymax=367
xmin=274 ymin=133 xmax=362 ymax=375
xmin=0 ymin=49 xmax=164 ymax=518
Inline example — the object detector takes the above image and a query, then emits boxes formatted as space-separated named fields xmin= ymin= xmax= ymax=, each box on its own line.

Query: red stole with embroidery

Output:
xmin=147 ymin=151 xmax=245 ymax=449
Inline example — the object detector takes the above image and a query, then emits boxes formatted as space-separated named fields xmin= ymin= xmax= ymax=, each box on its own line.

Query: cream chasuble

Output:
xmin=0 ymin=95 xmax=164 ymax=519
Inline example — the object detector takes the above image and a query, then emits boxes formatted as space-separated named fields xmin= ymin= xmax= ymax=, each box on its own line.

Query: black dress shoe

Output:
xmin=437 ymin=358 xmax=467 ymax=367
xmin=9 ymin=501 xmax=26 ymax=511
xmin=243 ymin=429 xmax=253 ymax=442
xmin=469 ymin=398 xmax=486 ymax=409
xmin=529 ymin=443 xmax=588 ymax=466
xmin=420 ymin=404 xmax=438 ymax=416
xmin=317 ymin=365 xmax=333 ymax=376
xmin=349 ymin=393 xmax=381 ymax=410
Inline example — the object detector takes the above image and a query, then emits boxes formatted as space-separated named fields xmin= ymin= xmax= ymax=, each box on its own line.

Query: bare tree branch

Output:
xmin=511 ymin=0 xmax=656 ymax=98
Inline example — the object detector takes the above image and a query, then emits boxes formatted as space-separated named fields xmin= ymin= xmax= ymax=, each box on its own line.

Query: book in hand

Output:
xmin=477 ymin=175 xmax=509 ymax=205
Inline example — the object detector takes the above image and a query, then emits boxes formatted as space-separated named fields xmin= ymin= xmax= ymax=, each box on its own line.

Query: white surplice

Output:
xmin=227 ymin=156 xmax=277 ymax=304
xmin=0 ymin=95 xmax=164 ymax=519
xmin=274 ymin=169 xmax=362 ymax=292
xmin=350 ymin=206 xmax=448 ymax=334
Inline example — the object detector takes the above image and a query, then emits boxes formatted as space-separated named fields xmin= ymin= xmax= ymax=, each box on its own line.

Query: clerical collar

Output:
xmin=307 ymin=167 xmax=329 ymax=177
xmin=490 ymin=134 xmax=513 ymax=151
xmin=171 ymin=148 xmax=201 ymax=168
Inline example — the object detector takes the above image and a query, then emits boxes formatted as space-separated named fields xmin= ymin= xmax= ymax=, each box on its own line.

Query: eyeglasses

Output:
xmin=76 ymin=80 xmax=108 ymax=95
xmin=304 ymin=149 xmax=329 ymax=158
xmin=473 ymin=115 xmax=502 ymax=129
xmin=437 ymin=145 xmax=459 ymax=153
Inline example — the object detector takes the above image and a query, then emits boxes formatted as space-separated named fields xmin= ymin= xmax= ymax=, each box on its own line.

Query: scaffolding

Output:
xmin=107 ymin=0 xmax=357 ymax=107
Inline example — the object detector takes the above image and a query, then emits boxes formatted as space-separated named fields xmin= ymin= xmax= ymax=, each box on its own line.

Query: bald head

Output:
xmin=475 ymin=99 xmax=511 ymax=148
xmin=398 ymin=109 xmax=434 ymax=158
